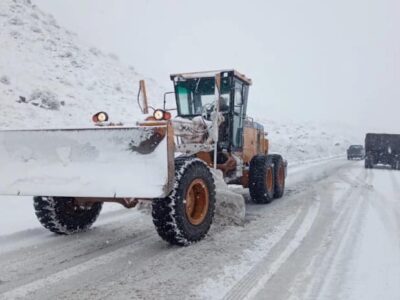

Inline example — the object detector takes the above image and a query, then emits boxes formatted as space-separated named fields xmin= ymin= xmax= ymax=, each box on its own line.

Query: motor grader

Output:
xmin=0 ymin=70 xmax=286 ymax=246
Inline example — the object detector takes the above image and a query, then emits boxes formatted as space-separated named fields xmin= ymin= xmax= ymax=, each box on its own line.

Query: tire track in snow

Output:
xmin=0 ymin=213 xmax=151 ymax=286
xmin=331 ymin=167 xmax=400 ymax=300
xmin=0 ymin=207 xmax=139 ymax=255
xmin=306 ymin=170 xmax=368 ymax=299
xmin=242 ymin=202 xmax=320 ymax=300
xmin=372 ymin=170 xmax=400 ymax=247
xmin=283 ymin=167 xmax=366 ymax=300
xmin=0 ymin=232 xmax=157 ymax=300
xmin=223 ymin=196 xmax=320 ymax=300
xmin=225 ymin=165 xmax=364 ymax=300
xmin=0 ymin=158 xmax=350 ymax=300
xmin=195 ymin=159 xmax=351 ymax=300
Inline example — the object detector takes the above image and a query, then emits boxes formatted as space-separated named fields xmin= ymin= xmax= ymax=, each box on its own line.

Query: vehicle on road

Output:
xmin=347 ymin=145 xmax=364 ymax=160
xmin=0 ymin=70 xmax=287 ymax=245
xmin=365 ymin=133 xmax=400 ymax=169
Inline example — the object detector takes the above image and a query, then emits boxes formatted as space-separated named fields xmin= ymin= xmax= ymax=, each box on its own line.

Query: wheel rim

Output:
xmin=266 ymin=168 xmax=274 ymax=192
xmin=278 ymin=164 xmax=285 ymax=188
xmin=185 ymin=179 xmax=209 ymax=226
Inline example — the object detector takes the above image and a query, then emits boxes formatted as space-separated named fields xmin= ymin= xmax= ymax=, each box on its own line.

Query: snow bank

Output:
xmin=212 ymin=169 xmax=246 ymax=226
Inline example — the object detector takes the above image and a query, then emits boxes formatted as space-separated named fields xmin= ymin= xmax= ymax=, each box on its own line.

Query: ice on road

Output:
xmin=0 ymin=159 xmax=400 ymax=300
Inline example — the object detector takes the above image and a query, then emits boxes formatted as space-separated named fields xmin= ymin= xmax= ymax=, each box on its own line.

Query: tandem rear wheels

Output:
xmin=33 ymin=196 xmax=103 ymax=234
xmin=249 ymin=154 xmax=286 ymax=204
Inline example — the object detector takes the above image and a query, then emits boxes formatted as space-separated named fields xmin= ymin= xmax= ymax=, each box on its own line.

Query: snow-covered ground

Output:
xmin=2 ymin=1 xmax=400 ymax=300
xmin=1 ymin=159 xmax=400 ymax=300
xmin=265 ymin=119 xmax=356 ymax=164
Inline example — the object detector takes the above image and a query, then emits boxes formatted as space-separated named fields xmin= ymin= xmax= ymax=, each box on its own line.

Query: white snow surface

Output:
xmin=2 ymin=1 xmax=399 ymax=300
xmin=0 ymin=127 xmax=170 ymax=198
xmin=212 ymin=169 xmax=246 ymax=226
xmin=2 ymin=160 xmax=400 ymax=300
xmin=262 ymin=118 xmax=356 ymax=164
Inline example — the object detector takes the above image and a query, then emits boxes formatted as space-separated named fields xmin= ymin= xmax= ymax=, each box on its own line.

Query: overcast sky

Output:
xmin=33 ymin=0 xmax=400 ymax=133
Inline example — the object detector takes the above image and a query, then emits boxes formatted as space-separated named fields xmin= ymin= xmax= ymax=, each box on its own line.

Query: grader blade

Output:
xmin=0 ymin=126 xmax=174 ymax=198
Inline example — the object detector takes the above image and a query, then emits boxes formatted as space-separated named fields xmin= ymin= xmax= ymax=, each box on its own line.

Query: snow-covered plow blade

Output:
xmin=0 ymin=125 xmax=174 ymax=198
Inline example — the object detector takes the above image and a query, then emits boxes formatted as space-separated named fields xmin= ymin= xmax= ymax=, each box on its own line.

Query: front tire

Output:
xmin=249 ymin=155 xmax=275 ymax=204
xmin=152 ymin=157 xmax=216 ymax=246
xmin=33 ymin=197 xmax=103 ymax=234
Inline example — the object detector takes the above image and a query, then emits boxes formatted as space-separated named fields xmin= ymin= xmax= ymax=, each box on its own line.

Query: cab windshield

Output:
xmin=175 ymin=77 xmax=231 ymax=117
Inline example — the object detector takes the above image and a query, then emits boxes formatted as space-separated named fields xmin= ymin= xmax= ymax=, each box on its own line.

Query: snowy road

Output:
xmin=0 ymin=158 xmax=399 ymax=300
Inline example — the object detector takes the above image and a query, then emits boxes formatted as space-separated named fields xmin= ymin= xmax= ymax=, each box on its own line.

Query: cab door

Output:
xmin=231 ymin=80 xmax=248 ymax=151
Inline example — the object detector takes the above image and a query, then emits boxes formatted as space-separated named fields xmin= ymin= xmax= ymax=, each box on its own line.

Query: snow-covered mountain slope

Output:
xmin=0 ymin=0 xmax=355 ymax=163
xmin=261 ymin=118 xmax=356 ymax=163
xmin=0 ymin=0 xmax=165 ymax=129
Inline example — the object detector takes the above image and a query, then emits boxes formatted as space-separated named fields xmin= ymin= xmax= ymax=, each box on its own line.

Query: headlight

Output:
xmin=97 ymin=112 xmax=107 ymax=122
xmin=153 ymin=109 xmax=165 ymax=120
xmin=92 ymin=111 xmax=109 ymax=123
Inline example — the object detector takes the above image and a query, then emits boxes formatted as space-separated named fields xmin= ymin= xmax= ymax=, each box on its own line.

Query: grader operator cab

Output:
xmin=0 ymin=69 xmax=286 ymax=246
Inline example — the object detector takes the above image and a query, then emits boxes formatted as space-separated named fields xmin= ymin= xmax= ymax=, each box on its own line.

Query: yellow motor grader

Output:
xmin=0 ymin=70 xmax=286 ymax=246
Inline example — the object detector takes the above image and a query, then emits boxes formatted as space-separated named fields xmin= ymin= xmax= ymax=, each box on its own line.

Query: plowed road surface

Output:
xmin=1 ymin=158 xmax=400 ymax=299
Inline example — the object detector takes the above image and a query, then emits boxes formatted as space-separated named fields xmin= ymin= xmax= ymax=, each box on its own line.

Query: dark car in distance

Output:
xmin=347 ymin=145 xmax=365 ymax=160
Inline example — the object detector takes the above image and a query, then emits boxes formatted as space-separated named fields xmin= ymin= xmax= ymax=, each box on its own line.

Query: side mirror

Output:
xmin=163 ymin=91 xmax=175 ymax=110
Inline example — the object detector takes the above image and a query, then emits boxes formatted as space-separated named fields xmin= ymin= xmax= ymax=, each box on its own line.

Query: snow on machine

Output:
xmin=0 ymin=70 xmax=287 ymax=245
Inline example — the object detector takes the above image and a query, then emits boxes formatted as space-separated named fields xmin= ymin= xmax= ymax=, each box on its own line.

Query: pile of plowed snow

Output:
xmin=0 ymin=0 xmax=165 ymax=130
xmin=212 ymin=169 xmax=246 ymax=226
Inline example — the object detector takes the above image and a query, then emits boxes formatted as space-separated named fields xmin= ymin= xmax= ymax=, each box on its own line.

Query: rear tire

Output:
xmin=269 ymin=154 xmax=286 ymax=199
xmin=249 ymin=155 xmax=275 ymax=204
xmin=152 ymin=157 xmax=216 ymax=246
xmin=33 ymin=197 xmax=102 ymax=234
xmin=391 ymin=160 xmax=400 ymax=170
xmin=365 ymin=155 xmax=373 ymax=169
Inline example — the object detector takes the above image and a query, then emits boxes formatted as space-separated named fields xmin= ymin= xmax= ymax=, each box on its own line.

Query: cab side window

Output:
xmin=232 ymin=81 xmax=245 ymax=149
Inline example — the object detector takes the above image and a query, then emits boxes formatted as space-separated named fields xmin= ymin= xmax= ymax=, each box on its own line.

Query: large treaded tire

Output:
xmin=249 ymin=155 xmax=275 ymax=204
xmin=33 ymin=197 xmax=103 ymax=234
xmin=269 ymin=154 xmax=286 ymax=199
xmin=152 ymin=157 xmax=216 ymax=246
